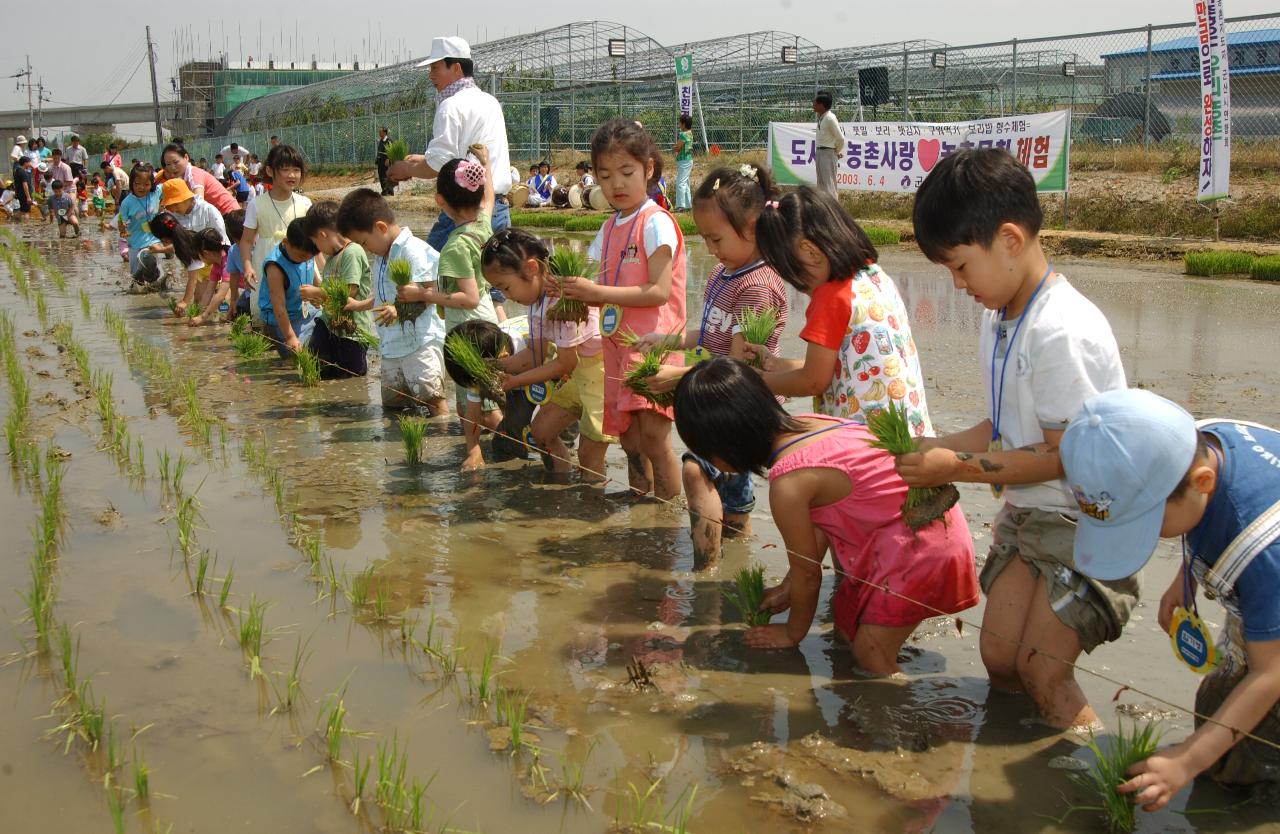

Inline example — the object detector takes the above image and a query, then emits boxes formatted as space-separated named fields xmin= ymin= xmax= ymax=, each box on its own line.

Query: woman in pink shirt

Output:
xmin=157 ymin=143 xmax=238 ymax=215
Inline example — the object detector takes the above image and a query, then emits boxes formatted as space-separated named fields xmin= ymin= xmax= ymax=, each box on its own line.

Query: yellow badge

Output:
xmin=1169 ymin=606 xmax=1217 ymax=674
xmin=525 ymin=380 xmax=552 ymax=405
xmin=988 ymin=436 xmax=1005 ymax=499
xmin=521 ymin=425 xmax=540 ymax=451
xmin=690 ymin=345 xmax=712 ymax=363
xmin=600 ymin=303 xmax=622 ymax=337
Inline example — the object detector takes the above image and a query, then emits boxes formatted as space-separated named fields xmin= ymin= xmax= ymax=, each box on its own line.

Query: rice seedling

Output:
xmin=21 ymin=555 xmax=55 ymax=652
xmin=132 ymin=744 xmax=150 ymax=801
xmin=270 ymin=634 xmax=311 ymax=714
xmin=384 ymin=139 xmax=409 ymax=163
xmin=319 ymin=275 xmax=359 ymax=336
xmin=186 ymin=302 xmax=203 ymax=320
xmin=104 ymin=721 xmax=123 ymax=784
xmin=351 ymin=748 xmax=372 ymax=815
xmin=564 ymin=215 xmax=607 ymax=232
xmin=466 ymin=642 xmax=499 ymax=704
xmin=405 ymin=778 xmax=430 ymax=831
xmin=1184 ymin=250 xmax=1254 ymax=276
xmin=495 ymin=687 xmax=529 ymax=752
xmin=443 ymin=331 xmax=504 ymax=401
xmin=722 ymin=565 xmax=770 ymax=627
xmin=155 ymin=449 xmax=171 ymax=487
xmin=614 ymin=776 xmax=697 ymax=833
xmin=558 ymin=740 xmax=597 ymax=809
xmin=230 ymin=329 xmax=271 ymax=360
xmin=545 ymin=246 xmax=594 ymax=323
xmin=347 ymin=565 xmax=375 ymax=609
xmin=371 ymin=580 xmax=391 ymax=622
xmin=1251 ymin=255 xmax=1280 ymax=282
xmin=106 ymin=784 xmax=126 ymax=834
xmin=5 ymin=411 xmax=25 ymax=461
xmin=299 ymin=534 xmax=322 ymax=572
xmin=172 ymin=453 xmax=189 ymax=496
xmin=191 ymin=550 xmax=213 ymax=596
xmin=229 ymin=313 xmax=251 ymax=336
xmin=78 ymin=288 xmax=91 ymax=318
xmin=295 ymin=348 xmax=321 ymax=387
xmin=56 ymin=623 xmax=79 ymax=693
xmin=387 ymin=258 xmax=426 ymax=325
xmin=374 ymin=732 xmax=409 ymax=814
xmin=34 ymin=291 xmax=48 ymax=327
xmin=236 ymin=594 xmax=269 ymax=679
xmin=735 ymin=306 xmax=780 ymax=367
xmin=1056 ymin=720 xmax=1163 ymax=833
xmin=321 ymin=688 xmax=349 ymax=761
xmin=622 ymin=336 xmax=677 ymax=407
xmin=867 ymin=401 xmax=960 ymax=530
xmin=217 ymin=563 xmax=235 ymax=608
xmin=397 ymin=414 xmax=427 ymax=465
xmin=175 ymin=494 xmax=200 ymax=554
xmin=92 ymin=370 xmax=115 ymax=428
xmin=76 ymin=680 xmax=106 ymax=750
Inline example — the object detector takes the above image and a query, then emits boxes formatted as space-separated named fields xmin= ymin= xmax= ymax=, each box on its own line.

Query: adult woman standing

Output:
xmin=156 ymin=143 xmax=239 ymax=215
xmin=673 ymin=115 xmax=694 ymax=211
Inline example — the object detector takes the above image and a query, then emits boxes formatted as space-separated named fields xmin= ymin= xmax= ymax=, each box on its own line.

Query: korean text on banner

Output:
xmin=767 ymin=110 xmax=1071 ymax=194
xmin=1195 ymin=0 xmax=1231 ymax=202
xmin=675 ymin=54 xmax=694 ymax=118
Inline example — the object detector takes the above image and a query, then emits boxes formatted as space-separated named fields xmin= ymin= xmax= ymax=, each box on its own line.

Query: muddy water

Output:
xmin=1 ymin=220 xmax=1278 ymax=834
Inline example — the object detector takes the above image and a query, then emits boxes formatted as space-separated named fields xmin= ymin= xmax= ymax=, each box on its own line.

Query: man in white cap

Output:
xmin=10 ymin=135 xmax=27 ymax=163
xmin=387 ymin=36 xmax=513 ymax=252
xmin=1061 ymin=388 xmax=1280 ymax=811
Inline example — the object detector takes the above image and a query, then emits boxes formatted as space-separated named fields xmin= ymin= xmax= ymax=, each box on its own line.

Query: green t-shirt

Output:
xmin=321 ymin=242 xmax=376 ymax=344
xmin=436 ymin=212 xmax=498 ymax=330
xmin=676 ymin=130 xmax=694 ymax=162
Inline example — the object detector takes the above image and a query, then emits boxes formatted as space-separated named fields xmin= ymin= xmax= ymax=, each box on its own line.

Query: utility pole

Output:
xmin=146 ymin=26 xmax=164 ymax=144
xmin=19 ymin=56 xmax=34 ymax=136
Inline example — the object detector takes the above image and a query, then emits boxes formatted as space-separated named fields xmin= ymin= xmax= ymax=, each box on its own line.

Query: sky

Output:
xmin=4 ymin=0 xmax=1276 ymax=139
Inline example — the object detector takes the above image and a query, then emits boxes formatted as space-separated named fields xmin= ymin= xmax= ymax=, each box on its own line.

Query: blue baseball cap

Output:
xmin=1060 ymin=389 xmax=1197 ymax=581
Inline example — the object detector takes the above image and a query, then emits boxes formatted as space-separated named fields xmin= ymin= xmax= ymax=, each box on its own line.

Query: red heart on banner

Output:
xmin=917 ymin=139 xmax=941 ymax=173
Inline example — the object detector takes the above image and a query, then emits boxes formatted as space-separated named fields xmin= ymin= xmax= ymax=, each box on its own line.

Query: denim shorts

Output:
xmin=682 ymin=452 xmax=756 ymax=515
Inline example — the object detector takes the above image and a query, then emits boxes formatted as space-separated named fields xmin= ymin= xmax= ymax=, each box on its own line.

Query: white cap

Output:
xmin=15 ymin=135 xmax=27 ymax=144
xmin=417 ymin=36 xmax=471 ymax=67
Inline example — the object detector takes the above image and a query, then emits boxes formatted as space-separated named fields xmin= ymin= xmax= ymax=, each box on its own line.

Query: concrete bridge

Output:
xmin=0 ymin=101 xmax=189 ymax=136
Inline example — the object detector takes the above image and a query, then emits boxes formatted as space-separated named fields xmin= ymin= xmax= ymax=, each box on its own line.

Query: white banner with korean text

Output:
xmin=1195 ymin=0 xmax=1231 ymax=202
xmin=767 ymin=110 xmax=1070 ymax=194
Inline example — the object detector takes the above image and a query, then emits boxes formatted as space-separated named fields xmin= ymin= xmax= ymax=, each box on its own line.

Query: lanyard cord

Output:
xmin=989 ymin=265 xmax=1053 ymax=441
xmin=269 ymin=191 xmax=296 ymax=226
xmin=767 ymin=417 xmax=856 ymax=466
xmin=697 ymin=261 xmax=764 ymax=348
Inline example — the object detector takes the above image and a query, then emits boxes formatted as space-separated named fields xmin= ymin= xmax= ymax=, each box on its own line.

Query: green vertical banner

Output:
xmin=675 ymin=54 xmax=694 ymax=118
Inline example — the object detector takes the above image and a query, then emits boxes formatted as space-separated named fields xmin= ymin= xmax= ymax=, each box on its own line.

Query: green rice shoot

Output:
xmin=387 ymin=258 xmax=426 ymax=325
xmin=564 ymin=215 xmax=608 ymax=232
xmin=384 ymin=139 xmax=409 ymax=163
xmin=1250 ymin=255 xmax=1280 ymax=282
xmin=723 ymin=565 xmax=770 ymax=626
xmin=320 ymin=275 xmax=357 ymax=336
xmin=867 ymin=401 xmax=959 ymax=530
xmin=444 ymin=332 xmax=504 ymax=401
xmin=186 ymin=302 xmax=202 ymax=320
xmin=863 ymin=226 xmax=902 ymax=246
xmin=510 ymin=211 xmax=569 ymax=228
xmin=231 ymin=330 xmax=271 ymax=360
xmin=545 ymin=246 xmax=594 ymax=323
xmin=295 ymin=348 xmax=321 ymax=387
xmin=398 ymin=414 xmax=427 ymax=465
xmin=229 ymin=313 xmax=251 ymax=336
xmin=736 ymin=305 xmax=780 ymax=367
xmin=1065 ymin=720 xmax=1162 ymax=833
xmin=623 ymin=336 xmax=677 ymax=407
xmin=1184 ymin=250 xmax=1255 ymax=276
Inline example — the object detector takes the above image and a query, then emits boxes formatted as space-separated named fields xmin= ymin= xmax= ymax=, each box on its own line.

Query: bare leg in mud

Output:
xmin=844 ymin=623 xmax=918 ymax=676
xmin=635 ymin=411 xmax=681 ymax=500
xmin=980 ymin=558 xmax=1097 ymax=729
xmin=533 ymin=404 xmax=609 ymax=482
xmin=621 ymin=439 xmax=653 ymax=495
xmin=683 ymin=459 xmax=751 ymax=568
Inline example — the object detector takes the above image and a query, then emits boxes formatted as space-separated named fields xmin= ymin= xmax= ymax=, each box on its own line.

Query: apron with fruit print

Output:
xmin=818 ymin=263 xmax=933 ymax=437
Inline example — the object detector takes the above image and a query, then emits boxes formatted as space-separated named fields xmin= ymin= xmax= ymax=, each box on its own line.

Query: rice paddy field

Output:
xmin=2 ymin=218 xmax=1279 ymax=833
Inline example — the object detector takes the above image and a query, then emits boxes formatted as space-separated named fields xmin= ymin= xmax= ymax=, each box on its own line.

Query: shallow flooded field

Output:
xmin=2 ymin=217 xmax=1279 ymax=834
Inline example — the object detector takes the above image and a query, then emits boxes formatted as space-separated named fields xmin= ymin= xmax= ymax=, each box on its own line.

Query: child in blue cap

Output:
xmin=1062 ymin=388 xmax=1280 ymax=810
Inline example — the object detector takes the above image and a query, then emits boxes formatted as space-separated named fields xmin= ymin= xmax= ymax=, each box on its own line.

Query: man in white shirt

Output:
xmin=387 ymin=36 xmax=513 ymax=252
xmin=10 ymin=135 xmax=28 ymax=163
xmin=813 ymin=90 xmax=844 ymax=197
xmin=64 ymin=136 xmax=90 ymax=181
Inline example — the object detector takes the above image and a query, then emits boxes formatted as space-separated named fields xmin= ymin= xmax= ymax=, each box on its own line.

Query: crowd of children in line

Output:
xmin=11 ymin=115 xmax=1277 ymax=811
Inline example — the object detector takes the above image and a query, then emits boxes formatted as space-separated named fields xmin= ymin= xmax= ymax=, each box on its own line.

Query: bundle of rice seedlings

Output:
xmin=564 ymin=215 xmax=607 ymax=232
xmin=623 ymin=340 xmax=676 ymax=408
xmin=736 ymin=306 xmax=780 ymax=367
xmin=867 ymin=401 xmax=959 ymax=531
xmin=1070 ymin=721 xmax=1162 ymax=833
xmin=384 ymin=140 xmax=410 ymax=163
xmin=1184 ymin=250 xmax=1254 ymax=276
xmin=722 ymin=565 xmax=770 ymax=626
xmin=320 ymin=276 xmax=357 ymax=336
xmin=510 ymin=211 xmax=569 ymax=229
xmin=1250 ymin=254 xmax=1280 ymax=282
xmin=398 ymin=414 xmax=427 ymax=465
xmin=545 ymin=247 xmax=593 ymax=323
xmin=165 ymin=297 xmax=178 ymax=313
xmin=186 ymin=302 xmax=202 ymax=320
xmin=863 ymin=226 xmax=902 ymax=246
xmin=444 ymin=332 xmax=504 ymax=402
xmin=387 ymin=258 xmax=426 ymax=326
xmin=231 ymin=330 xmax=271 ymax=360
xmin=295 ymin=348 xmax=321 ymax=387
xmin=229 ymin=313 xmax=251 ymax=337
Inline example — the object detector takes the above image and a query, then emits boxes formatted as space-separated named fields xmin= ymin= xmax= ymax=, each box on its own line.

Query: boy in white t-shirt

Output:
xmin=897 ymin=149 xmax=1130 ymax=730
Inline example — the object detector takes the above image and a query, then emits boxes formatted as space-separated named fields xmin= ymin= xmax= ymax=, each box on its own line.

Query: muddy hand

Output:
xmin=761 ymin=578 xmax=792 ymax=614
xmin=374 ymin=305 xmax=398 ymax=326
xmin=743 ymin=624 xmax=799 ymax=649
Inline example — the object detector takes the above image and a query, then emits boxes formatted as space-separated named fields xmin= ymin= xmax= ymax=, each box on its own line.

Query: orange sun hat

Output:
xmin=159 ymin=178 xmax=195 ymax=207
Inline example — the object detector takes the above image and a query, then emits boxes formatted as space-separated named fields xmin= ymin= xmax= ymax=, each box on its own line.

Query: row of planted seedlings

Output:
xmin=0 ymin=303 xmax=161 ymax=834
xmin=8 ymin=237 xmax=703 ymax=832
xmin=7 ymin=242 xmax=562 ymax=831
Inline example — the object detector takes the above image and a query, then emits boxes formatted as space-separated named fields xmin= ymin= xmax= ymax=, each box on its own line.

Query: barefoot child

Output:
xmin=442 ymin=317 xmax=541 ymax=468
xmin=558 ymin=119 xmax=686 ymax=499
xmin=336 ymin=188 xmax=447 ymax=414
xmin=897 ymin=148 xmax=1130 ymax=730
xmin=638 ymin=165 xmax=790 ymax=564
xmin=674 ymin=358 xmax=977 ymax=672
xmin=189 ymin=228 xmax=232 ymax=324
xmin=753 ymin=186 xmax=932 ymax=436
xmin=117 ymin=165 xmax=163 ymax=285
xmin=1061 ymin=390 xmax=1280 ymax=810
xmin=480 ymin=227 xmax=615 ymax=477
xmin=258 ymin=218 xmax=319 ymax=356
xmin=240 ymin=144 xmax=312 ymax=321
xmin=191 ymin=210 xmax=244 ymax=325
xmin=298 ymin=200 xmax=375 ymax=378
xmin=46 ymin=180 xmax=79 ymax=238
xmin=158 ymin=179 xmax=228 ymax=316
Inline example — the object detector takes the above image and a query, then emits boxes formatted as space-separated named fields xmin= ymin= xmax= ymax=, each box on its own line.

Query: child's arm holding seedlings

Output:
xmin=744 ymin=472 xmax=826 ymax=649
xmin=751 ymin=340 xmax=838 ymax=397
xmin=895 ymin=423 xmax=1064 ymax=488
xmin=264 ymin=263 xmax=301 ymax=353
xmin=558 ymin=245 xmax=674 ymax=308
xmin=497 ymin=347 xmax=536 ymax=375
xmin=1120 ymin=638 xmax=1280 ymax=811
xmin=191 ymin=280 xmax=231 ymax=325
xmin=502 ymin=344 xmax=579 ymax=391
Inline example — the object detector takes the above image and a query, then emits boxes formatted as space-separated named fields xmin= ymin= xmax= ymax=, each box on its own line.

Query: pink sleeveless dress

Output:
xmin=597 ymin=201 xmax=687 ymax=437
xmin=768 ymin=417 xmax=978 ymax=639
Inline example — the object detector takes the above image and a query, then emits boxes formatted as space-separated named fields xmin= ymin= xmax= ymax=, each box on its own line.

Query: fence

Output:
xmin=130 ymin=13 xmax=1280 ymax=169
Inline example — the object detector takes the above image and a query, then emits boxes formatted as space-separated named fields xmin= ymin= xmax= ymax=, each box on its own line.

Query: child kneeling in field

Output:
xmin=336 ymin=188 xmax=446 ymax=414
xmin=298 ymin=200 xmax=376 ymax=378
xmin=1062 ymin=389 xmax=1280 ymax=810
xmin=442 ymin=318 xmax=538 ymax=466
xmin=674 ymin=358 xmax=978 ymax=673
